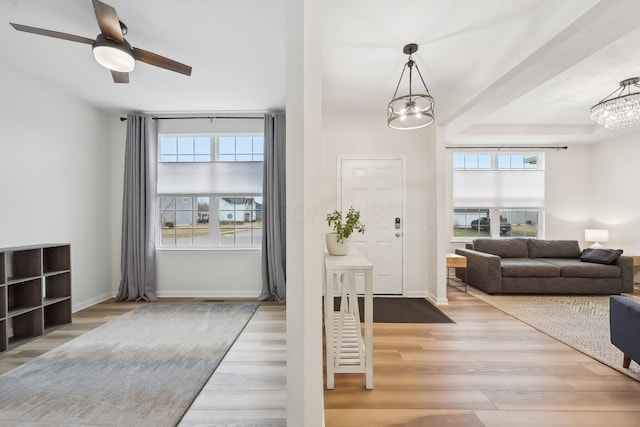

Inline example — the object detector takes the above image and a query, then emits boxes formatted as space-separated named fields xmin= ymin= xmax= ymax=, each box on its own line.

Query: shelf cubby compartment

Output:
xmin=6 ymin=248 xmax=42 ymax=282
xmin=0 ymin=252 xmax=5 ymax=285
xmin=0 ymin=290 xmax=6 ymax=319
xmin=0 ymin=319 xmax=6 ymax=353
xmin=7 ymin=309 xmax=43 ymax=348
xmin=8 ymin=278 xmax=42 ymax=316
xmin=44 ymin=272 xmax=71 ymax=301
xmin=44 ymin=299 xmax=71 ymax=330
xmin=43 ymin=245 xmax=71 ymax=274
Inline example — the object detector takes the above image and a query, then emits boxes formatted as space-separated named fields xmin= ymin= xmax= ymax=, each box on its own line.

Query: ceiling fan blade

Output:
xmin=10 ymin=23 xmax=94 ymax=45
xmin=92 ymin=0 xmax=123 ymax=43
xmin=111 ymin=70 xmax=129 ymax=84
xmin=132 ymin=47 xmax=192 ymax=76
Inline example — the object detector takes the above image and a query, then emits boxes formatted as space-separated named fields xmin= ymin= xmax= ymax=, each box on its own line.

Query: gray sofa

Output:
xmin=455 ymin=238 xmax=633 ymax=295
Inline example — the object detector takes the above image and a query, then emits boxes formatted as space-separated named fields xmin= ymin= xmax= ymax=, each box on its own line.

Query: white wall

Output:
xmin=287 ymin=0 xmax=325 ymax=424
xmin=590 ymin=131 xmax=640 ymax=253
xmin=110 ymin=118 xmax=126 ymax=296
xmin=0 ymin=60 xmax=113 ymax=311
xmin=321 ymin=113 xmax=439 ymax=300
xmin=544 ymin=144 xmax=592 ymax=241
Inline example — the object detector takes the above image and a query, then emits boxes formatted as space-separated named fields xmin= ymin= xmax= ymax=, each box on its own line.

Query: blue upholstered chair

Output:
xmin=610 ymin=295 xmax=640 ymax=369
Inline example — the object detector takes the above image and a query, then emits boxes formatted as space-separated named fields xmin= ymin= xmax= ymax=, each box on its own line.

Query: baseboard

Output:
xmin=405 ymin=290 xmax=429 ymax=298
xmin=72 ymin=292 xmax=113 ymax=313
xmin=156 ymin=290 xmax=262 ymax=299
xmin=433 ymin=296 xmax=449 ymax=305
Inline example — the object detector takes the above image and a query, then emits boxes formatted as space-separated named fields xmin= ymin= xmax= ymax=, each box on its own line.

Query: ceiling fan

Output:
xmin=10 ymin=0 xmax=192 ymax=84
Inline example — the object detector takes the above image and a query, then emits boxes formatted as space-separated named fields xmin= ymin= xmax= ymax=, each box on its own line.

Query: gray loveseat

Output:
xmin=455 ymin=238 xmax=633 ymax=295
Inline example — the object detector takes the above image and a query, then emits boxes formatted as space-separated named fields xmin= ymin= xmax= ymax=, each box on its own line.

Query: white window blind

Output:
xmin=157 ymin=162 xmax=263 ymax=195
xmin=453 ymin=169 xmax=545 ymax=208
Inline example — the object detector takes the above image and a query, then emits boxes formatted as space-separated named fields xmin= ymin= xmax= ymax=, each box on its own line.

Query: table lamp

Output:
xmin=585 ymin=229 xmax=609 ymax=249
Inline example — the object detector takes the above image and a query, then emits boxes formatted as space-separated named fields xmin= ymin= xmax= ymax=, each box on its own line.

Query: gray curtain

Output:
xmin=260 ymin=112 xmax=286 ymax=302
xmin=116 ymin=114 xmax=157 ymax=302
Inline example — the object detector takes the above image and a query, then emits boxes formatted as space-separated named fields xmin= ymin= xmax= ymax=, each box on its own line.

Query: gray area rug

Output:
xmin=467 ymin=287 xmax=640 ymax=381
xmin=0 ymin=303 xmax=258 ymax=427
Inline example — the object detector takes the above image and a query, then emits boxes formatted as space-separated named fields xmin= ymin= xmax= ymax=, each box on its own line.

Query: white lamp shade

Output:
xmin=585 ymin=229 xmax=609 ymax=243
xmin=93 ymin=45 xmax=135 ymax=72
xmin=92 ymin=34 xmax=135 ymax=73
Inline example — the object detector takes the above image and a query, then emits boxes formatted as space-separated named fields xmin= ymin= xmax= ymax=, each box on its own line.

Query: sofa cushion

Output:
xmin=500 ymin=258 xmax=561 ymax=277
xmin=473 ymin=238 xmax=529 ymax=258
xmin=580 ymin=248 xmax=624 ymax=265
xmin=527 ymin=239 xmax=581 ymax=258
xmin=542 ymin=258 xmax=621 ymax=278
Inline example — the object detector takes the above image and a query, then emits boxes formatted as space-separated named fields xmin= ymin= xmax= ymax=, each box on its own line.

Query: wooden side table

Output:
xmin=323 ymin=248 xmax=374 ymax=390
xmin=446 ymin=253 xmax=467 ymax=292
xmin=632 ymin=256 xmax=640 ymax=285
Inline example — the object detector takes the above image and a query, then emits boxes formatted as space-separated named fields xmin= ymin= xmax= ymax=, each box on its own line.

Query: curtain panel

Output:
xmin=260 ymin=112 xmax=286 ymax=302
xmin=116 ymin=114 xmax=158 ymax=301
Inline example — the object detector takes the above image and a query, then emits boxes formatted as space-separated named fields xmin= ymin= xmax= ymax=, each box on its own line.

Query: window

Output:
xmin=454 ymin=153 xmax=540 ymax=171
xmin=160 ymin=136 xmax=211 ymax=162
xmin=157 ymin=131 xmax=264 ymax=249
xmin=499 ymin=209 xmax=539 ymax=238
xmin=453 ymin=154 xmax=492 ymax=170
xmin=219 ymin=136 xmax=264 ymax=162
xmin=452 ymin=152 xmax=544 ymax=240
xmin=497 ymin=154 xmax=538 ymax=170
xmin=159 ymin=195 xmax=263 ymax=247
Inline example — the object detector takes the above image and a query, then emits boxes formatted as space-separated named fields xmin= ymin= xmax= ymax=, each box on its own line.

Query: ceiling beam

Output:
xmin=442 ymin=0 xmax=640 ymax=136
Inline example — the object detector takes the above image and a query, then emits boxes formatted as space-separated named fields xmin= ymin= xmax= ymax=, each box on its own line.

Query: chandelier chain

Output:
xmin=391 ymin=62 xmax=408 ymax=100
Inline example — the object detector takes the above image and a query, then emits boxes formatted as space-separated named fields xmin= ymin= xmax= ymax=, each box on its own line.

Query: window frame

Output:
xmin=156 ymin=131 xmax=264 ymax=250
xmin=451 ymin=151 xmax=545 ymax=243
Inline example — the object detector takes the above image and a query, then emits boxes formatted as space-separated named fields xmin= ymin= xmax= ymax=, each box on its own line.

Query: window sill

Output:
xmin=156 ymin=247 xmax=261 ymax=255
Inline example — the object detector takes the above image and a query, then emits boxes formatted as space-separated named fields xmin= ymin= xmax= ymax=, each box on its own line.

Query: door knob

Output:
xmin=395 ymin=232 xmax=400 ymax=237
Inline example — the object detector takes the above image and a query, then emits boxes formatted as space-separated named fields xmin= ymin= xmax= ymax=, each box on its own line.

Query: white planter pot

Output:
xmin=325 ymin=233 xmax=352 ymax=256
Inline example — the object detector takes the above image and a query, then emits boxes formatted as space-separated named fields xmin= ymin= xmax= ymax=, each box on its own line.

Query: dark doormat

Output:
xmin=333 ymin=297 xmax=454 ymax=324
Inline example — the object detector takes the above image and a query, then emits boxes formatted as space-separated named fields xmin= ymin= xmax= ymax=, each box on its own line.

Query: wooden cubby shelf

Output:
xmin=0 ymin=244 xmax=71 ymax=352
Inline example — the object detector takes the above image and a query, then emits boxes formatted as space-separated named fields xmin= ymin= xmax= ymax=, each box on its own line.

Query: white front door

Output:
xmin=340 ymin=158 xmax=403 ymax=294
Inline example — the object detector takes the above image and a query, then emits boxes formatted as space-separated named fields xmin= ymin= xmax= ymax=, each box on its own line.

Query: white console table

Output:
xmin=323 ymin=248 xmax=373 ymax=389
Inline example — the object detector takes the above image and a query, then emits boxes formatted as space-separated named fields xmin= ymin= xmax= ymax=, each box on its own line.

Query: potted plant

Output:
xmin=326 ymin=206 xmax=366 ymax=256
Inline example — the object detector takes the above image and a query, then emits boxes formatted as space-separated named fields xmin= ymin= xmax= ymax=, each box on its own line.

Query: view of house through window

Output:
xmin=157 ymin=132 xmax=264 ymax=249
xmin=452 ymin=152 xmax=544 ymax=241
xmin=453 ymin=208 xmax=539 ymax=239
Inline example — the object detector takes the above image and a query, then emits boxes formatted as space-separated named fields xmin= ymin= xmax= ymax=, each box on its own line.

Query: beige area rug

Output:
xmin=0 ymin=303 xmax=258 ymax=427
xmin=466 ymin=286 xmax=640 ymax=381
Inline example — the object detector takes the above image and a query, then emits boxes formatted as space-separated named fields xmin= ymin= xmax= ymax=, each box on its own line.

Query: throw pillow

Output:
xmin=580 ymin=248 xmax=623 ymax=265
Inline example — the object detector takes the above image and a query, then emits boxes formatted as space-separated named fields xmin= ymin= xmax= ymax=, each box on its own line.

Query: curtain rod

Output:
xmin=119 ymin=115 xmax=264 ymax=122
xmin=446 ymin=146 xmax=568 ymax=150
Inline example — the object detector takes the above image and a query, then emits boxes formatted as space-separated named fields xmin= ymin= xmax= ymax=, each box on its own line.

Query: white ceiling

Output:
xmin=3 ymin=0 xmax=640 ymax=144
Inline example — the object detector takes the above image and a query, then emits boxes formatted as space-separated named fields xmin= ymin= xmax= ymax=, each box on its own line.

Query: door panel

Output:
xmin=341 ymin=158 xmax=403 ymax=294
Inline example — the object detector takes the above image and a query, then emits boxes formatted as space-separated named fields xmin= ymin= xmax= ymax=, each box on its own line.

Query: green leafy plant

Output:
xmin=326 ymin=207 xmax=366 ymax=243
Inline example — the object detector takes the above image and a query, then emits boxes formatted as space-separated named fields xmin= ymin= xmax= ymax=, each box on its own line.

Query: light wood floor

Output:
xmin=4 ymin=288 xmax=640 ymax=427
xmin=324 ymin=285 xmax=640 ymax=427
xmin=0 ymin=298 xmax=286 ymax=427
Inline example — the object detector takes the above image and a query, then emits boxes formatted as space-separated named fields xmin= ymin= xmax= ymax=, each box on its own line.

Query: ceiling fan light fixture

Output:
xmin=387 ymin=43 xmax=435 ymax=130
xmin=590 ymin=77 xmax=640 ymax=129
xmin=92 ymin=34 xmax=135 ymax=72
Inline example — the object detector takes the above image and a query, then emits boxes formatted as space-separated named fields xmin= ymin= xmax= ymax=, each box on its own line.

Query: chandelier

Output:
xmin=590 ymin=77 xmax=640 ymax=129
xmin=387 ymin=43 xmax=434 ymax=130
